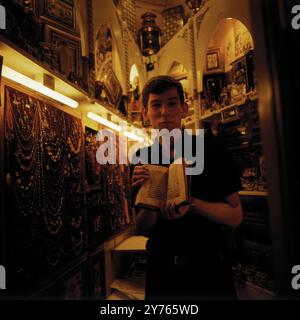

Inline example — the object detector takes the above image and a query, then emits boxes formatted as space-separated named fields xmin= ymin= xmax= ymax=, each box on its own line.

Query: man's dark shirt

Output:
xmin=130 ymin=133 xmax=242 ymax=299
xmin=131 ymin=133 xmax=242 ymax=256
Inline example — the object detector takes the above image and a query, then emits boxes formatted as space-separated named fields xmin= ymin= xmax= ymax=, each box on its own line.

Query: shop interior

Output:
xmin=0 ymin=0 xmax=299 ymax=300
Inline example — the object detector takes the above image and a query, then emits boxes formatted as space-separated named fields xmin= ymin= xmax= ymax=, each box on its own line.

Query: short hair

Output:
xmin=142 ymin=75 xmax=185 ymax=108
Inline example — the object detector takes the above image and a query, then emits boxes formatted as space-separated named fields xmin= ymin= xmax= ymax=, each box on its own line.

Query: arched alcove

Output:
xmin=195 ymin=0 xmax=254 ymax=92
xmin=95 ymin=21 xmax=127 ymax=95
xmin=200 ymin=18 xmax=255 ymax=120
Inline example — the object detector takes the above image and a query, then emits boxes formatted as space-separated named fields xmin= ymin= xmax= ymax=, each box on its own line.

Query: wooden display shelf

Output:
xmin=0 ymin=37 xmax=88 ymax=102
xmin=0 ymin=38 xmax=134 ymax=126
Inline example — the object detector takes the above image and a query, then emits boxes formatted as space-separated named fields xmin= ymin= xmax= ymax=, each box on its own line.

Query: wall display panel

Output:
xmin=0 ymin=2 xmax=87 ymax=90
xmin=44 ymin=25 xmax=84 ymax=87
xmin=89 ymin=249 xmax=105 ymax=299
xmin=122 ymin=164 xmax=134 ymax=224
xmin=85 ymin=127 xmax=132 ymax=247
xmin=101 ymin=166 xmax=128 ymax=237
xmin=102 ymin=133 xmax=132 ymax=236
xmin=57 ymin=260 xmax=89 ymax=299
xmin=40 ymin=0 xmax=76 ymax=31
xmin=1 ymin=1 xmax=44 ymax=59
xmin=4 ymin=85 xmax=86 ymax=292
xmin=86 ymin=190 xmax=108 ymax=251
xmin=85 ymin=127 xmax=101 ymax=186
xmin=85 ymin=127 xmax=108 ymax=251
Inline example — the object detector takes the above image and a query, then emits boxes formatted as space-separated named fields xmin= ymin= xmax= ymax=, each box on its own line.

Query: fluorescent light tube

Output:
xmin=124 ymin=130 xmax=144 ymax=143
xmin=87 ymin=112 xmax=122 ymax=132
xmin=2 ymin=65 xmax=78 ymax=109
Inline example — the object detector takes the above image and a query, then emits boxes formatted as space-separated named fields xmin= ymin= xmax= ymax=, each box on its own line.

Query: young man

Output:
xmin=131 ymin=75 xmax=243 ymax=300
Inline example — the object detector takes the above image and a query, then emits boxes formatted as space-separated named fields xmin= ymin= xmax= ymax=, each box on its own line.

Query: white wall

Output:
xmin=157 ymin=23 xmax=193 ymax=96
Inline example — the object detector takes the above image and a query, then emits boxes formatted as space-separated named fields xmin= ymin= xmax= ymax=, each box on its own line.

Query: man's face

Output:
xmin=143 ymin=87 xmax=188 ymax=131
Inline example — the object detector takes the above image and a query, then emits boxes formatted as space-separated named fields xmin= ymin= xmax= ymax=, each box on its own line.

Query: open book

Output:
xmin=135 ymin=161 xmax=189 ymax=210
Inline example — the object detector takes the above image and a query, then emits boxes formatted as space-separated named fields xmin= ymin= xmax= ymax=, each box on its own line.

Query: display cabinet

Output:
xmin=201 ymin=47 xmax=272 ymax=295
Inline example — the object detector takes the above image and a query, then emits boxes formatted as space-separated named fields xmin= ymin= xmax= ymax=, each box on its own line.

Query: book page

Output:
xmin=167 ymin=161 xmax=188 ymax=206
xmin=135 ymin=165 xmax=168 ymax=210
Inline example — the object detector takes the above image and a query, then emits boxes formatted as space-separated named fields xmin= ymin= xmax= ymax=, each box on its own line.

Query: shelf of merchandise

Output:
xmin=0 ymin=37 xmax=87 ymax=103
xmin=0 ymin=38 xmax=142 ymax=129
xmin=200 ymin=92 xmax=258 ymax=121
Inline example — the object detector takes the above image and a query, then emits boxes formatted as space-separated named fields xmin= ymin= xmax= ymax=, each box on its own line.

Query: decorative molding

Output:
xmin=87 ymin=0 xmax=95 ymax=97
xmin=122 ymin=28 xmax=130 ymax=93
xmin=119 ymin=0 xmax=136 ymax=41
xmin=188 ymin=20 xmax=200 ymax=128
xmin=177 ymin=27 xmax=189 ymax=45
xmin=40 ymin=0 xmax=77 ymax=32
xmin=161 ymin=5 xmax=184 ymax=46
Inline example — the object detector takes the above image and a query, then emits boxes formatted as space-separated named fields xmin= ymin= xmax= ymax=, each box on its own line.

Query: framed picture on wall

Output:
xmin=45 ymin=25 xmax=81 ymax=80
xmin=206 ymin=48 xmax=223 ymax=73
xmin=89 ymin=249 xmax=105 ymax=299
xmin=39 ymin=0 xmax=76 ymax=31
xmin=100 ymin=63 xmax=123 ymax=108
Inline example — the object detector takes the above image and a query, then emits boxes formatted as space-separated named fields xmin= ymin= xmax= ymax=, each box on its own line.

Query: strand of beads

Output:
xmin=40 ymin=103 xmax=65 ymax=236
xmin=66 ymin=114 xmax=85 ymax=257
